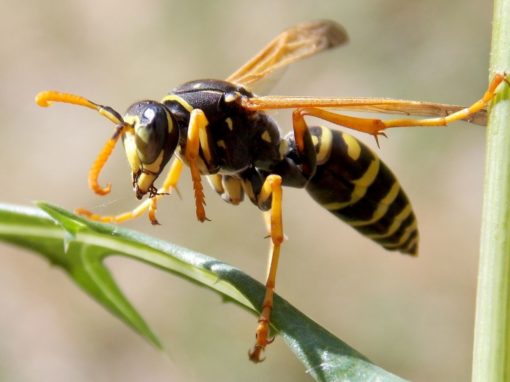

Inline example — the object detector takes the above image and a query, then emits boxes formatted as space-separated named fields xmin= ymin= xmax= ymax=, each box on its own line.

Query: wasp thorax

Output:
xmin=122 ymin=101 xmax=179 ymax=199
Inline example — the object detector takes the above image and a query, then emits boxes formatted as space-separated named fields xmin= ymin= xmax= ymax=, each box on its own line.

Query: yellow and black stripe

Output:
xmin=305 ymin=126 xmax=418 ymax=255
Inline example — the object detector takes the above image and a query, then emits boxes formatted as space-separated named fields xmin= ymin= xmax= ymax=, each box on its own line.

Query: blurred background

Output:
xmin=0 ymin=0 xmax=493 ymax=381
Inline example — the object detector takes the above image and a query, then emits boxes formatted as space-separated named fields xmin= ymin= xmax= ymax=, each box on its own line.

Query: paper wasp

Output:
xmin=35 ymin=20 xmax=507 ymax=362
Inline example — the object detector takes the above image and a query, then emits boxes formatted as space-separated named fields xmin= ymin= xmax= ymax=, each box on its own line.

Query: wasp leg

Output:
xmin=76 ymin=158 xmax=184 ymax=224
xmin=383 ymin=73 xmax=508 ymax=128
xmin=289 ymin=113 xmax=318 ymax=178
xmin=249 ymin=174 xmax=284 ymax=363
xmin=185 ymin=109 xmax=211 ymax=222
xmin=146 ymin=158 xmax=184 ymax=224
xmin=293 ymin=73 xmax=509 ymax=142
xmin=293 ymin=107 xmax=387 ymax=141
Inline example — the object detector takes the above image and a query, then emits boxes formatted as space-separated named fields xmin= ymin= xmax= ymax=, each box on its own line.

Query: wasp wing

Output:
xmin=226 ymin=20 xmax=348 ymax=88
xmin=241 ymin=96 xmax=487 ymax=126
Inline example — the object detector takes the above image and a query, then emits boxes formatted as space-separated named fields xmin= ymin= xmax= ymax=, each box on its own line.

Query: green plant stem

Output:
xmin=472 ymin=0 xmax=510 ymax=380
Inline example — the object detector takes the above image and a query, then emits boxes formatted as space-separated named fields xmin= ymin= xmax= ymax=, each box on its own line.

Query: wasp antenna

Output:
xmin=35 ymin=90 xmax=130 ymax=197
xmin=35 ymin=90 xmax=124 ymax=125
xmin=35 ymin=90 xmax=98 ymax=109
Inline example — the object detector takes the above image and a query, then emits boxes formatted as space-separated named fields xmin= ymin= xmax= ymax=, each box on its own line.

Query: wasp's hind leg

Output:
xmin=381 ymin=73 xmax=509 ymax=129
xmin=291 ymin=73 xmax=509 ymax=145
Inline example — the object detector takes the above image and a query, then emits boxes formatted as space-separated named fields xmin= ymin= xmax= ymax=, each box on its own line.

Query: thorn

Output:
xmin=374 ymin=134 xmax=380 ymax=148
xmin=373 ymin=132 xmax=387 ymax=149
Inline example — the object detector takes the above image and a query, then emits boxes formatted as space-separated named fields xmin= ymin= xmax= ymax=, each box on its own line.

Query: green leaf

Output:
xmin=0 ymin=202 xmax=405 ymax=382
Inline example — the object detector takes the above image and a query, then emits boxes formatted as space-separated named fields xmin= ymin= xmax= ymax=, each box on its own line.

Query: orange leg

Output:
xmin=383 ymin=73 xmax=508 ymax=128
xmin=76 ymin=158 xmax=184 ymax=224
xmin=185 ymin=109 xmax=211 ymax=222
xmin=292 ymin=73 xmax=509 ymax=143
xmin=290 ymin=110 xmax=317 ymax=177
xmin=249 ymin=174 xmax=284 ymax=363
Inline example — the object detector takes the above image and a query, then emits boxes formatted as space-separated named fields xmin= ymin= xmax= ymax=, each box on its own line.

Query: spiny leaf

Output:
xmin=0 ymin=202 xmax=405 ymax=382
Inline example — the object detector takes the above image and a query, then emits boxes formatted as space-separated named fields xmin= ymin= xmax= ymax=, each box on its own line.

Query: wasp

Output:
xmin=35 ymin=20 xmax=507 ymax=362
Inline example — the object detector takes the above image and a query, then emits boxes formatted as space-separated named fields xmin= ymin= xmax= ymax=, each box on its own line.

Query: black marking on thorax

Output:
xmin=163 ymin=79 xmax=284 ymax=175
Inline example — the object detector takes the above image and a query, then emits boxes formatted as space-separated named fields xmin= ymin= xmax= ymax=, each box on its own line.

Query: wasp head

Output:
xmin=123 ymin=101 xmax=179 ymax=199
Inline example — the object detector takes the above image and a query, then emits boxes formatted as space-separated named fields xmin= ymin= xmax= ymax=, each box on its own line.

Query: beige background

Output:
xmin=0 ymin=1 xmax=492 ymax=381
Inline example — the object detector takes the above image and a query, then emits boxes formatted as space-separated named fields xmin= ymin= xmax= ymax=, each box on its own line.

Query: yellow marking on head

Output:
xmin=349 ymin=182 xmax=401 ymax=227
xmin=123 ymin=115 xmax=139 ymax=127
xmin=125 ymin=114 xmax=152 ymax=151
xmin=161 ymin=94 xmax=194 ymax=113
xmin=137 ymin=173 xmax=157 ymax=194
xmin=225 ymin=117 xmax=234 ymax=131
xmin=323 ymin=157 xmax=380 ymax=210
xmin=136 ymin=124 xmax=151 ymax=144
xmin=135 ymin=150 xmax=167 ymax=193
xmin=142 ymin=150 xmax=165 ymax=174
xmin=367 ymin=204 xmax=413 ymax=240
xmin=123 ymin=122 xmax=167 ymax=194
xmin=261 ymin=130 xmax=272 ymax=143
xmin=122 ymin=130 xmax=142 ymax=173
xmin=342 ymin=133 xmax=361 ymax=161
xmin=316 ymin=126 xmax=333 ymax=165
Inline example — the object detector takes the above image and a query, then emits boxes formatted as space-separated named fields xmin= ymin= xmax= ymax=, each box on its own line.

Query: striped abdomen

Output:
xmin=305 ymin=126 xmax=418 ymax=255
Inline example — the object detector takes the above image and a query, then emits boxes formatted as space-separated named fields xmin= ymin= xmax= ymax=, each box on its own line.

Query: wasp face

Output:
xmin=122 ymin=101 xmax=179 ymax=199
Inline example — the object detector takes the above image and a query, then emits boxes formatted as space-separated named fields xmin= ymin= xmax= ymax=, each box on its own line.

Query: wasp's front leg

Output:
xmin=184 ymin=108 xmax=212 ymax=222
xmin=76 ymin=158 xmax=184 ymax=224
